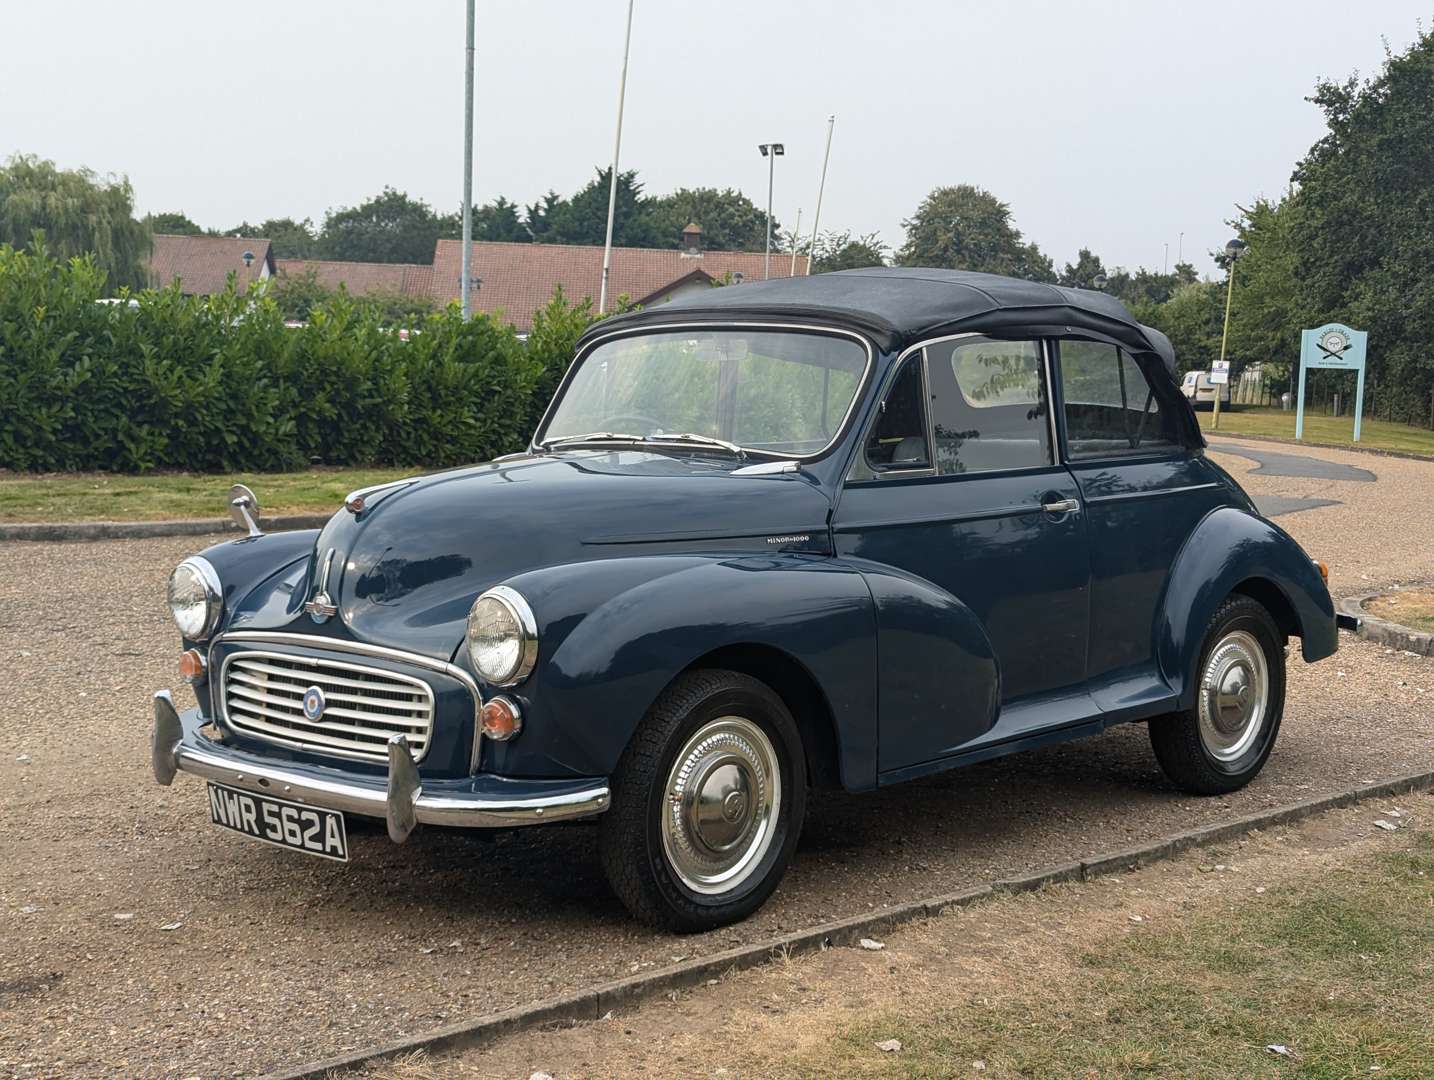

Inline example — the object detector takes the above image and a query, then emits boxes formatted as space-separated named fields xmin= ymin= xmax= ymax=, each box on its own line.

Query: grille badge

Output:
xmin=302 ymin=685 xmax=327 ymax=721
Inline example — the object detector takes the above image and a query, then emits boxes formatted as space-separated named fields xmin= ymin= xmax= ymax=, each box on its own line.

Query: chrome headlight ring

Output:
xmin=167 ymin=556 xmax=224 ymax=641
xmin=465 ymin=585 xmax=539 ymax=687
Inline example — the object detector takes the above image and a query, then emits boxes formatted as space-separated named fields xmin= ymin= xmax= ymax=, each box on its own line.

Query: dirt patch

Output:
xmin=1365 ymin=588 xmax=1434 ymax=632
xmin=359 ymin=794 xmax=1434 ymax=1080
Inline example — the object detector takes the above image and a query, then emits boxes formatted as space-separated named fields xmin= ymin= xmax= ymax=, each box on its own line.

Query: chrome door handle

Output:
xmin=1041 ymin=497 xmax=1079 ymax=515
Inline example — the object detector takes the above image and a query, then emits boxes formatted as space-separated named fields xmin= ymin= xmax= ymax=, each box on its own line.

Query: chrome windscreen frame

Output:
xmin=208 ymin=631 xmax=485 ymax=773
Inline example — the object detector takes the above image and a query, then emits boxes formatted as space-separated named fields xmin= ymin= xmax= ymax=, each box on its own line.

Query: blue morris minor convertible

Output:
xmin=152 ymin=268 xmax=1345 ymax=930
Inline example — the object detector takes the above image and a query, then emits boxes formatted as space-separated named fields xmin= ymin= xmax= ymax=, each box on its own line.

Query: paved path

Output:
xmin=3 ymin=445 xmax=1432 ymax=1076
xmin=1208 ymin=440 xmax=1376 ymax=482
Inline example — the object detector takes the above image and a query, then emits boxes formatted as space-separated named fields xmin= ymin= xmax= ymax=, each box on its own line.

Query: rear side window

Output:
xmin=1060 ymin=341 xmax=1182 ymax=459
xmin=925 ymin=337 xmax=1052 ymax=475
xmin=865 ymin=355 xmax=930 ymax=471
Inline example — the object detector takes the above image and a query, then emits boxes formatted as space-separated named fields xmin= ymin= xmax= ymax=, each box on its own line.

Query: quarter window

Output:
xmin=925 ymin=338 xmax=1052 ymax=475
xmin=1060 ymin=341 xmax=1181 ymax=459
xmin=865 ymin=356 xmax=930 ymax=471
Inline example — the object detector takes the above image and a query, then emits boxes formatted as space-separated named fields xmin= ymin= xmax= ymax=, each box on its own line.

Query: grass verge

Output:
xmin=0 ymin=468 xmax=411 ymax=522
xmin=785 ymin=832 xmax=1434 ymax=1079
xmin=1366 ymin=589 xmax=1434 ymax=632
xmin=1200 ymin=406 xmax=1434 ymax=456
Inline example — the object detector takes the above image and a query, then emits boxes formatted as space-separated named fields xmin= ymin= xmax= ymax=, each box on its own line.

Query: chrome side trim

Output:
xmin=212 ymin=631 xmax=485 ymax=773
xmin=1082 ymin=482 xmax=1222 ymax=505
xmin=531 ymin=321 xmax=876 ymax=463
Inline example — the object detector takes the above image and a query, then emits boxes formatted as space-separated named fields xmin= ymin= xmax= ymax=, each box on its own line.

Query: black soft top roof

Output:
xmin=582 ymin=266 xmax=1177 ymax=373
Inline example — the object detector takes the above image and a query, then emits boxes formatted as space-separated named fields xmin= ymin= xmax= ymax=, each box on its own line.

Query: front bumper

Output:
xmin=151 ymin=690 xmax=609 ymax=843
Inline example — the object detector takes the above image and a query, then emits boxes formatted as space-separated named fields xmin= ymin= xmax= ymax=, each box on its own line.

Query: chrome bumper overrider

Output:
xmin=151 ymin=690 xmax=609 ymax=844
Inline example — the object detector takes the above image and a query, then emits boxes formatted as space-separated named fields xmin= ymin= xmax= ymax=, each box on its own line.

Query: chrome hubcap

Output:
xmin=660 ymin=716 xmax=780 ymax=895
xmin=1197 ymin=630 xmax=1268 ymax=762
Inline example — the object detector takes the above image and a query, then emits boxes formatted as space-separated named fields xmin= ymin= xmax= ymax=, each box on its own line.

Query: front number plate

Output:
xmin=206 ymin=782 xmax=348 ymax=862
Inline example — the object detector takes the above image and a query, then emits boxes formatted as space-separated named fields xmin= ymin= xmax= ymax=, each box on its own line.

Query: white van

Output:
xmin=1181 ymin=370 xmax=1230 ymax=407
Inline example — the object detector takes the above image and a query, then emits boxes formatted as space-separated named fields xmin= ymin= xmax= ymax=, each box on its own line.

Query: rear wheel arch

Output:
xmin=1231 ymin=576 xmax=1300 ymax=641
xmin=683 ymin=643 xmax=842 ymax=791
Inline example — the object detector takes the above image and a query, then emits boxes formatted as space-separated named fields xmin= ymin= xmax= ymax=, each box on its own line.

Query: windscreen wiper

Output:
xmin=646 ymin=432 xmax=747 ymax=460
xmin=539 ymin=431 xmax=645 ymax=449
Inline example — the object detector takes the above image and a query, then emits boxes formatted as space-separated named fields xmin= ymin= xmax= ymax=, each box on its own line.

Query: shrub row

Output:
xmin=0 ymin=244 xmax=593 ymax=473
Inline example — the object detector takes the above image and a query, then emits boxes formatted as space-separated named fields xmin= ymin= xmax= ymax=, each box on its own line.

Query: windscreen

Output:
xmin=542 ymin=329 xmax=868 ymax=457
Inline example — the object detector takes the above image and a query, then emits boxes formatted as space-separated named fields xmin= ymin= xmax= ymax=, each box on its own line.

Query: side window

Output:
xmin=865 ymin=355 xmax=930 ymax=471
xmin=1060 ymin=341 xmax=1181 ymax=459
xmin=926 ymin=337 xmax=1051 ymax=475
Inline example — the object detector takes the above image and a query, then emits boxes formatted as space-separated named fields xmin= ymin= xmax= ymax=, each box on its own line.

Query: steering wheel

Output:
xmin=605 ymin=414 xmax=665 ymax=434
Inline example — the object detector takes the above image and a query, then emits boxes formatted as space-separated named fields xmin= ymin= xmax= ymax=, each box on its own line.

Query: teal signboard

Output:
xmin=1297 ymin=323 xmax=1368 ymax=441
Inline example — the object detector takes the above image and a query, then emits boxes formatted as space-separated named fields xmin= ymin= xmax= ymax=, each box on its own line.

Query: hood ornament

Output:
xmin=343 ymin=479 xmax=416 ymax=517
xmin=304 ymin=547 xmax=339 ymax=622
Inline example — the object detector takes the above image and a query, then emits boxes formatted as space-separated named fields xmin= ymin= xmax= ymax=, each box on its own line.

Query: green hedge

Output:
xmin=0 ymin=243 xmax=592 ymax=473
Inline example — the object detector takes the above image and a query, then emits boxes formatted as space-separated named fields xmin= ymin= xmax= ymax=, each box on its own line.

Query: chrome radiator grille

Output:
xmin=221 ymin=650 xmax=435 ymax=763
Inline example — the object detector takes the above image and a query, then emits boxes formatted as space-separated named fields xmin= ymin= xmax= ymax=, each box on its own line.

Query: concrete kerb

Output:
xmin=0 ymin=514 xmax=330 ymax=542
xmin=1339 ymin=590 xmax=1434 ymax=657
xmin=266 ymin=768 xmax=1434 ymax=1080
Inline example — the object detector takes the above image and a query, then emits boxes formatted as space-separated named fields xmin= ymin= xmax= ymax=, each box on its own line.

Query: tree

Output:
xmin=270 ymin=268 xmax=332 ymax=320
xmin=1059 ymin=248 xmax=1106 ymax=290
xmin=229 ymin=217 xmax=319 ymax=259
xmin=468 ymin=196 xmax=530 ymax=242
xmin=524 ymin=190 xmax=566 ymax=241
xmin=811 ymin=230 xmax=888 ymax=273
xmin=0 ymin=154 xmax=150 ymax=291
xmin=644 ymin=187 xmax=773 ymax=251
xmin=1225 ymin=196 xmax=1308 ymax=384
xmin=1286 ymin=27 xmax=1434 ymax=423
xmin=319 ymin=188 xmax=447 ymax=264
xmin=542 ymin=168 xmax=659 ymax=247
xmin=897 ymin=184 xmax=1054 ymax=281
xmin=146 ymin=211 xmax=203 ymax=235
xmin=1136 ymin=281 xmax=1225 ymax=376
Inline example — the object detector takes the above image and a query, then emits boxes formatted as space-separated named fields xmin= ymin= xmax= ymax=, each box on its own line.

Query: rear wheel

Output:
xmin=1149 ymin=594 xmax=1286 ymax=795
xmin=600 ymin=669 xmax=806 ymax=932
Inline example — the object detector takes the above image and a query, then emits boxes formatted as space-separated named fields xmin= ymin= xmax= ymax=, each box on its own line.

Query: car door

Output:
xmin=1055 ymin=339 xmax=1227 ymax=709
xmin=834 ymin=335 xmax=1091 ymax=775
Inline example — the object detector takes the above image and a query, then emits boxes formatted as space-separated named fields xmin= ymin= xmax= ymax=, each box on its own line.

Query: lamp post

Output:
xmin=788 ymin=207 xmax=802 ymax=276
xmin=1092 ymin=272 xmax=1107 ymax=291
xmin=1213 ymin=237 xmax=1248 ymax=431
xmin=460 ymin=0 xmax=475 ymax=319
xmin=758 ymin=142 xmax=784 ymax=279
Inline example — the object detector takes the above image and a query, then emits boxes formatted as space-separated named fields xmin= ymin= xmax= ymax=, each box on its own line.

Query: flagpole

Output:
xmin=599 ymin=0 xmax=635 ymax=314
xmin=804 ymin=115 xmax=834 ymax=276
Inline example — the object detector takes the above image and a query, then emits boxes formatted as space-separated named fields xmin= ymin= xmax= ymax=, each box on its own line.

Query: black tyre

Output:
xmin=599 ymin=669 xmax=807 ymax=932
xmin=1149 ymin=594 xmax=1286 ymax=795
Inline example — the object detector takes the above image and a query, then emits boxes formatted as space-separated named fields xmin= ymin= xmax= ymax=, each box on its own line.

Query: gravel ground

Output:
xmin=2 ymin=439 xmax=1431 ymax=1078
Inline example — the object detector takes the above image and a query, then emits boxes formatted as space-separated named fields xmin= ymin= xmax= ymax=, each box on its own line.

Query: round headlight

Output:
xmin=466 ymin=586 xmax=538 ymax=686
xmin=167 ymin=557 xmax=223 ymax=641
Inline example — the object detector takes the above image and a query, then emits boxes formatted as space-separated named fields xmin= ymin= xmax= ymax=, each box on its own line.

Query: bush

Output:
xmin=0 ymin=242 xmax=594 ymax=473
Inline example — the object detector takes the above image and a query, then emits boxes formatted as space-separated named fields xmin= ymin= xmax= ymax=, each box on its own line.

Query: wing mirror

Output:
xmin=228 ymin=483 xmax=263 ymax=538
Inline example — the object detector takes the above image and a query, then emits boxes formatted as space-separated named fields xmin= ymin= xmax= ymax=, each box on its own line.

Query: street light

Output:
xmin=1212 ymin=237 xmax=1248 ymax=431
xmin=759 ymin=142 xmax=784 ymax=279
xmin=1092 ymin=272 xmax=1108 ymax=291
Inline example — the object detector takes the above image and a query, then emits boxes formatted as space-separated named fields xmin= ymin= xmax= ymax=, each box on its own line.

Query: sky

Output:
xmin=3 ymin=1 xmax=1429 ymax=277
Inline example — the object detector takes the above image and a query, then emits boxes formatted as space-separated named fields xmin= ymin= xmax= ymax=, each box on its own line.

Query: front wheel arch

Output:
xmin=685 ymin=643 xmax=843 ymax=791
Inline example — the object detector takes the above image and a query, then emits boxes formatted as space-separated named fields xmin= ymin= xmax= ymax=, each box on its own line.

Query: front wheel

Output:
xmin=1149 ymin=594 xmax=1286 ymax=795
xmin=599 ymin=669 xmax=806 ymax=932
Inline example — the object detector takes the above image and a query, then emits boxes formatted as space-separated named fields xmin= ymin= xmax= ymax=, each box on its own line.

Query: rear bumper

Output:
xmin=151 ymin=690 xmax=609 ymax=843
